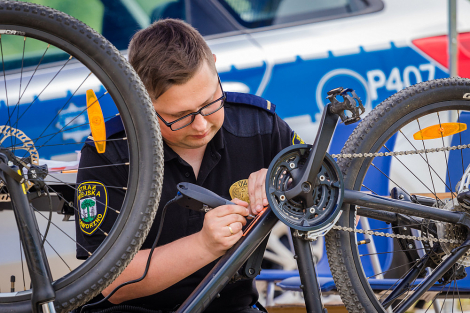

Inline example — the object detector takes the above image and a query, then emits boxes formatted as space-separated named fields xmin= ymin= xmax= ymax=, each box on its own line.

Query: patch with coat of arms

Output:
xmin=77 ymin=181 xmax=108 ymax=235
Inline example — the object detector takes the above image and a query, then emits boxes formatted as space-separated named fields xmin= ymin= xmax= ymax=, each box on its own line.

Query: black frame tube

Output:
xmin=176 ymin=209 xmax=279 ymax=313
xmin=344 ymin=189 xmax=465 ymax=224
xmin=3 ymin=164 xmax=55 ymax=312
xmin=291 ymin=233 xmax=326 ymax=313
xmin=381 ymin=254 xmax=430 ymax=309
xmin=394 ymin=239 xmax=470 ymax=313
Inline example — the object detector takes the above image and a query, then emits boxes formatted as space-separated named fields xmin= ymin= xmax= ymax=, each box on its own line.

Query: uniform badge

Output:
xmin=229 ymin=179 xmax=250 ymax=203
xmin=77 ymin=181 xmax=108 ymax=235
xmin=291 ymin=132 xmax=305 ymax=145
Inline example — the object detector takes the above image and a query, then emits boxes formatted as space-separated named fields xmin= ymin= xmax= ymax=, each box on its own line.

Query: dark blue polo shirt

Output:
xmin=75 ymin=92 xmax=297 ymax=312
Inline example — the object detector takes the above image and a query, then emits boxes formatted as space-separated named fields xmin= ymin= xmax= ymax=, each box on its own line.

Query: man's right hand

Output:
xmin=197 ymin=198 xmax=249 ymax=258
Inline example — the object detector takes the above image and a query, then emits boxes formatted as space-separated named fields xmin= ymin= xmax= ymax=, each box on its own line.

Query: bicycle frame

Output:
xmin=175 ymin=100 xmax=470 ymax=313
xmin=2 ymin=89 xmax=470 ymax=313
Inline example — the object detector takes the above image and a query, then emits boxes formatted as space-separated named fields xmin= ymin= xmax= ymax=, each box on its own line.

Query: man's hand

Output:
xmin=247 ymin=168 xmax=268 ymax=216
xmin=197 ymin=198 xmax=249 ymax=258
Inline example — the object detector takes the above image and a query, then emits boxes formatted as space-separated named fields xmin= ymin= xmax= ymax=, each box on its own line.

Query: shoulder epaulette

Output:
xmin=225 ymin=92 xmax=276 ymax=114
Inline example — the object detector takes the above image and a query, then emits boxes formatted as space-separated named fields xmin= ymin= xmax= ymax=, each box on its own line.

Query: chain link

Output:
xmin=331 ymin=225 xmax=461 ymax=244
xmin=331 ymin=144 xmax=470 ymax=159
xmin=329 ymin=144 xmax=470 ymax=243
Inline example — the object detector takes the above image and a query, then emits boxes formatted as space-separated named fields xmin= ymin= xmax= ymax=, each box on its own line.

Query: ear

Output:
xmin=213 ymin=54 xmax=217 ymax=63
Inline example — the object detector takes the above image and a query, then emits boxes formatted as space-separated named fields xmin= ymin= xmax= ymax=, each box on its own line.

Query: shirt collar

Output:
xmin=163 ymin=128 xmax=225 ymax=163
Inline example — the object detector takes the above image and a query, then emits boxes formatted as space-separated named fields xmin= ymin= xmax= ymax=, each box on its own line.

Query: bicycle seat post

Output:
xmin=0 ymin=154 xmax=56 ymax=313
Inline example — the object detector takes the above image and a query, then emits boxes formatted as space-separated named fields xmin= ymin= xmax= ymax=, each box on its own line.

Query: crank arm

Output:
xmin=284 ymin=104 xmax=338 ymax=206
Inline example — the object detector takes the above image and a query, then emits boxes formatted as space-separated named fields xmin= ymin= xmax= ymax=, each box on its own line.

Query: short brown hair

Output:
xmin=128 ymin=19 xmax=216 ymax=99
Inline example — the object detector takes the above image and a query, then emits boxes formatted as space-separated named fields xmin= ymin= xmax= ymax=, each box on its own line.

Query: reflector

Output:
xmin=413 ymin=122 xmax=466 ymax=140
xmin=86 ymin=89 xmax=106 ymax=153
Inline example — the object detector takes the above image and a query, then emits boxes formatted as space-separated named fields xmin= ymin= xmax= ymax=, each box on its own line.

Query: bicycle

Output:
xmin=2 ymin=2 xmax=470 ymax=313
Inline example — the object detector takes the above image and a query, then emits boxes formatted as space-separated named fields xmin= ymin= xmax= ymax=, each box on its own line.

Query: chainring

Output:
xmin=266 ymin=144 xmax=343 ymax=232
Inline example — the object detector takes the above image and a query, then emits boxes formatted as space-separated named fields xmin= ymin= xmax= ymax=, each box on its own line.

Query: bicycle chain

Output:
xmin=331 ymin=225 xmax=460 ymax=244
xmin=328 ymin=143 xmax=470 ymax=244
xmin=330 ymin=143 xmax=469 ymax=159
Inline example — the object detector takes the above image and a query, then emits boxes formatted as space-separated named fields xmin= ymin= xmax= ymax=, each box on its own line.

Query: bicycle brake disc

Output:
xmin=266 ymin=144 xmax=344 ymax=233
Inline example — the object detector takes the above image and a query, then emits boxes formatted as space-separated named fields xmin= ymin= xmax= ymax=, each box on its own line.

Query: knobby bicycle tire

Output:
xmin=0 ymin=1 xmax=163 ymax=312
xmin=327 ymin=77 xmax=470 ymax=312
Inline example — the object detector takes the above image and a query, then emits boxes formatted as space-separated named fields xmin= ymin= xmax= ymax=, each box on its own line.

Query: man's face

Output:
xmin=152 ymin=60 xmax=224 ymax=151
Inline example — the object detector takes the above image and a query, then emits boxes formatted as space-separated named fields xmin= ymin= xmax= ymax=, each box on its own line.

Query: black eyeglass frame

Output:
xmin=155 ymin=76 xmax=226 ymax=131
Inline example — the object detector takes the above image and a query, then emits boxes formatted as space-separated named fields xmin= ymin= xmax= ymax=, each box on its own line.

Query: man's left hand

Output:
xmin=247 ymin=168 xmax=269 ymax=216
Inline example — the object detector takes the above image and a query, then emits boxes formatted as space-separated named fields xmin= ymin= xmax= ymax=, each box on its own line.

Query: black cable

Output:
xmin=41 ymin=188 xmax=53 ymax=247
xmin=80 ymin=194 xmax=183 ymax=313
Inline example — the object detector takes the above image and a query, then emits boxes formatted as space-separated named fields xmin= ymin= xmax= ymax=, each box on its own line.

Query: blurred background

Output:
xmin=2 ymin=0 xmax=470 ymax=310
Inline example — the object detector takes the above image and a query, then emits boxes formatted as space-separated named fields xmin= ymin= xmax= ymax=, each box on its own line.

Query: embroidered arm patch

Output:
xmin=291 ymin=132 xmax=305 ymax=145
xmin=77 ymin=181 xmax=108 ymax=235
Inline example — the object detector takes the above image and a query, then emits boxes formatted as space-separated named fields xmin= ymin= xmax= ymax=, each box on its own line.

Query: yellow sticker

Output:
xmin=229 ymin=179 xmax=250 ymax=203
xmin=17 ymin=169 xmax=26 ymax=194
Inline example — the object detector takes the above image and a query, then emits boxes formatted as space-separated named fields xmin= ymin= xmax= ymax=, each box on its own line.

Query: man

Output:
xmin=75 ymin=19 xmax=299 ymax=312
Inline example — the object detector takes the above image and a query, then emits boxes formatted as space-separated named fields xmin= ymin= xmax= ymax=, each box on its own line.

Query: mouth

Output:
xmin=190 ymin=130 xmax=210 ymax=139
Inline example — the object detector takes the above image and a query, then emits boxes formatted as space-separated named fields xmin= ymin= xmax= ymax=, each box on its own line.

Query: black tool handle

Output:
xmin=176 ymin=182 xmax=235 ymax=212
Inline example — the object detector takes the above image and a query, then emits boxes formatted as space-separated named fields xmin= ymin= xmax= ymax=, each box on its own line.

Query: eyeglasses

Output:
xmin=155 ymin=77 xmax=226 ymax=131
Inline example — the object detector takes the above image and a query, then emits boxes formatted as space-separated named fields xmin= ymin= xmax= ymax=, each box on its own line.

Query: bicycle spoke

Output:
xmin=28 ymin=71 xmax=93 ymax=142
xmin=416 ymin=119 xmax=439 ymax=203
xmin=40 ymin=234 xmax=72 ymax=272
xmin=436 ymin=112 xmax=454 ymax=200
xmin=4 ymin=43 xmax=51 ymax=126
xmin=398 ymin=129 xmax=455 ymax=195
xmin=457 ymin=110 xmax=465 ymax=178
xmin=13 ymin=36 xmax=26 ymax=156
xmin=42 ymin=181 xmax=127 ymax=190
xmin=4 ymin=137 xmax=126 ymax=150
xmin=12 ymin=56 xmax=73 ymax=127
xmin=32 ymin=205 xmax=92 ymax=256
xmin=46 ymin=183 xmax=120 ymax=219
xmin=4 ymin=113 xmax=120 ymax=151
xmin=360 ymin=247 xmax=425 ymax=257
xmin=367 ymin=259 xmax=418 ymax=279
xmin=391 ymin=261 xmax=435 ymax=312
xmin=383 ymin=144 xmax=455 ymax=199
xmin=377 ymin=250 xmax=430 ymax=302
xmin=24 ymin=91 xmax=109 ymax=159
xmin=0 ymin=34 xmax=11 ymax=148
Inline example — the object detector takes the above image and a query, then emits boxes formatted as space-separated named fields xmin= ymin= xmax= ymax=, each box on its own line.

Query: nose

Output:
xmin=192 ymin=113 xmax=208 ymax=132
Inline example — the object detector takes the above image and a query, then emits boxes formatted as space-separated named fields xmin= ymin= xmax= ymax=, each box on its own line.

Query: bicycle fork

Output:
xmin=0 ymin=154 xmax=56 ymax=313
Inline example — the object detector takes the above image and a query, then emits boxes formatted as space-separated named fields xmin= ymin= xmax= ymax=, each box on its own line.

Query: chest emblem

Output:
xmin=77 ymin=181 xmax=108 ymax=235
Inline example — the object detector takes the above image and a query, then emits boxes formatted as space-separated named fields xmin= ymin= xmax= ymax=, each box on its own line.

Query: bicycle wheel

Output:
xmin=0 ymin=1 xmax=163 ymax=312
xmin=326 ymin=77 xmax=470 ymax=312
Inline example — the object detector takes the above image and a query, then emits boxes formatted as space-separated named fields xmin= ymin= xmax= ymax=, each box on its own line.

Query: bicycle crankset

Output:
xmin=266 ymin=144 xmax=344 ymax=234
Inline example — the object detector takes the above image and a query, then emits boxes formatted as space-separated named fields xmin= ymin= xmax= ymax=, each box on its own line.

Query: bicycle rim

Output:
xmin=327 ymin=77 xmax=470 ymax=312
xmin=0 ymin=2 xmax=163 ymax=312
